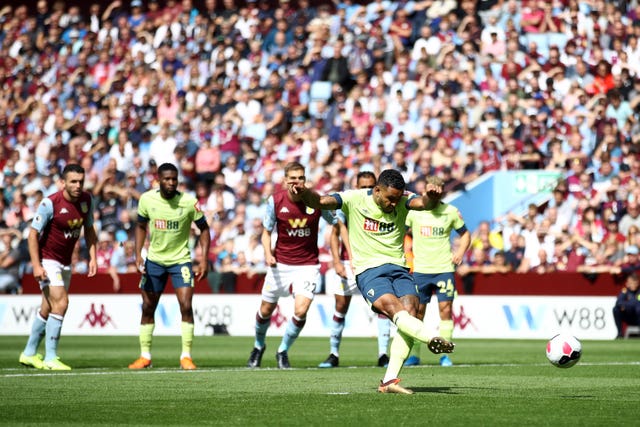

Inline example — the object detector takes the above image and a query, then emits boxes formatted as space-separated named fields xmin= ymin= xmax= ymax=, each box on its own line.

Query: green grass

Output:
xmin=1 ymin=336 xmax=639 ymax=426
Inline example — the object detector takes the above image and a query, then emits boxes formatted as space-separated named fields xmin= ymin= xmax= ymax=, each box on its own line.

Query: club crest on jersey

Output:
xmin=80 ymin=202 xmax=88 ymax=213
xmin=305 ymin=206 xmax=315 ymax=215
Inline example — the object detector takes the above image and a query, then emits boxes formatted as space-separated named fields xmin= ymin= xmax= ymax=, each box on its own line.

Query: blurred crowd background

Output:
xmin=1 ymin=0 xmax=640 ymax=294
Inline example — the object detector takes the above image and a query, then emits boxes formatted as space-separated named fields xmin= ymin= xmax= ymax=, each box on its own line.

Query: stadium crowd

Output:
xmin=1 ymin=0 xmax=640 ymax=294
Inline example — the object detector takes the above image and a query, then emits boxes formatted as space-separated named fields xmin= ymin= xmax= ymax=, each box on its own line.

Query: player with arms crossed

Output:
xmin=404 ymin=175 xmax=471 ymax=367
xmin=247 ymin=162 xmax=336 ymax=369
xmin=319 ymin=171 xmax=392 ymax=368
xmin=294 ymin=169 xmax=454 ymax=394
xmin=129 ymin=163 xmax=210 ymax=370
xmin=19 ymin=164 xmax=98 ymax=370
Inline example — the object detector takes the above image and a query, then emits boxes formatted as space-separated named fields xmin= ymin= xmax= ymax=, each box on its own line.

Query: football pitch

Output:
xmin=1 ymin=336 xmax=639 ymax=426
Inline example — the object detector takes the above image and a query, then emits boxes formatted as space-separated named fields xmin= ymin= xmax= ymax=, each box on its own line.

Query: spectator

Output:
xmin=612 ymin=273 xmax=640 ymax=338
xmin=619 ymin=201 xmax=640 ymax=236
xmin=0 ymin=228 xmax=25 ymax=294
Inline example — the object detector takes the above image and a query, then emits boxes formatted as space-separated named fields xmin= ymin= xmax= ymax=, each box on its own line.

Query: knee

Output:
xmin=141 ymin=302 xmax=157 ymax=317
xmin=440 ymin=306 xmax=452 ymax=319
xmin=180 ymin=301 xmax=193 ymax=316
xmin=335 ymin=301 xmax=349 ymax=314
xmin=293 ymin=307 xmax=309 ymax=319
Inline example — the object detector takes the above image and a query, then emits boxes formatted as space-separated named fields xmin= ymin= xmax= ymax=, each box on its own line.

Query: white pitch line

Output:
xmin=2 ymin=361 xmax=640 ymax=378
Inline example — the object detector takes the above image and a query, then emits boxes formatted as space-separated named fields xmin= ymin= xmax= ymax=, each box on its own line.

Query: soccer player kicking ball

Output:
xmin=319 ymin=171 xmax=392 ymax=368
xmin=404 ymin=176 xmax=471 ymax=367
xmin=294 ymin=169 xmax=454 ymax=394
xmin=19 ymin=164 xmax=98 ymax=370
xmin=247 ymin=162 xmax=336 ymax=369
xmin=129 ymin=163 xmax=210 ymax=370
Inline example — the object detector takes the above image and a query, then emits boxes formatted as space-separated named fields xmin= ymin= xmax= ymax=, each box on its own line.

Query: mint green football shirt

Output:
xmin=405 ymin=203 xmax=465 ymax=274
xmin=137 ymin=190 xmax=204 ymax=266
xmin=337 ymin=189 xmax=412 ymax=275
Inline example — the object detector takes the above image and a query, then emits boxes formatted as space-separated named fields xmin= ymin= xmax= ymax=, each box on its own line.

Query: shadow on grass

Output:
xmin=410 ymin=386 xmax=494 ymax=394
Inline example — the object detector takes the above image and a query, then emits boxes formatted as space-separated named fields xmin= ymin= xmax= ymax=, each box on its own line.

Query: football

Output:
xmin=546 ymin=334 xmax=582 ymax=368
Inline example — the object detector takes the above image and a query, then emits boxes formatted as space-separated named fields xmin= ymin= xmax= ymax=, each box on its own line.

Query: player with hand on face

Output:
xmin=129 ymin=163 xmax=210 ymax=370
xmin=319 ymin=171 xmax=392 ymax=368
xmin=19 ymin=164 xmax=98 ymax=370
xmin=293 ymin=169 xmax=454 ymax=394
xmin=404 ymin=175 xmax=471 ymax=367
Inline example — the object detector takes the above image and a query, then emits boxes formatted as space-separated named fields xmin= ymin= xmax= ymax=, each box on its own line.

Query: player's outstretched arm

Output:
xmin=292 ymin=183 xmax=340 ymax=210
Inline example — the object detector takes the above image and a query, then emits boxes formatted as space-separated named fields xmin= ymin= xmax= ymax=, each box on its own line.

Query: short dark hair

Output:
xmin=62 ymin=163 xmax=85 ymax=178
xmin=378 ymin=169 xmax=405 ymax=191
xmin=356 ymin=171 xmax=376 ymax=183
xmin=284 ymin=161 xmax=305 ymax=177
xmin=158 ymin=163 xmax=178 ymax=175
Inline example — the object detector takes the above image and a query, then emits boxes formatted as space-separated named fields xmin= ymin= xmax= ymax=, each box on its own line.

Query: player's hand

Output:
xmin=289 ymin=182 xmax=307 ymax=195
xmin=451 ymin=253 xmax=463 ymax=266
xmin=266 ymin=255 xmax=277 ymax=266
xmin=137 ymin=260 xmax=146 ymax=274
xmin=88 ymin=259 xmax=98 ymax=277
xmin=425 ymin=182 xmax=443 ymax=200
xmin=33 ymin=265 xmax=47 ymax=283
xmin=335 ymin=262 xmax=347 ymax=279
xmin=195 ymin=263 xmax=209 ymax=282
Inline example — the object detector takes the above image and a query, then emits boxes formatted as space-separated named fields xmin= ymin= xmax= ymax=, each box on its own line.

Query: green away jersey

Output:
xmin=337 ymin=189 xmax=413 ymax=275
xmin=406 ymin=202 xmax=466 ymax=274
xmin=137 ymin=190 xmax=204 ymax=266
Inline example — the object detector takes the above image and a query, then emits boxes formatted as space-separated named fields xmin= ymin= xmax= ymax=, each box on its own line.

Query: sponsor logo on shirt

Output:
xmin=154 ymin=219 xmax=179 ymax=230
xmin=287 ymin=218 xmax=311 ymax=237
xmin=419 ymin=225 xmax=446 ymax=237
xmin=362 ymin=217 xmax=395 ymax=233
xmin=67 ymin=218 xmax=83 ymax=229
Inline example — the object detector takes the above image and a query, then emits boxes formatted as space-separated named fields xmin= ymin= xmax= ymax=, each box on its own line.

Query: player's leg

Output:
xmin=358 ymin=265 xmax=446 ymax=392
xmin=332 ymin=293 xmax=352 ymax=354
xmin=436 ymin=272 xmax=456 ymax=366
xmin=130 ymin=260 xmax=165 ymax=369
xmin=277 ymin=294 xmax=313 ymax=368
xmin=379 ymin=330 xmax=414 ymax=394
xmin=376 ymin=314 xmax=391 ymax=367
xmin=277 ymin=265 xmax=318 ymax=368
xmin=438 ymin=300 xmax=454 ymax=366
xmin=172 ymin=262 xmax=197 ymax=369
xmin=248 ymin=265 xmax=283 ymax=367
xmin=320 ymin=265 xmax=356 ymax=368
xmin=20 ymin=293 xmax=49 ymax=369
xmin=257 ymin=300 xmax=278 ymax=340
xmin=40 ymin=262 xmax=72 ymax=370
xmin=318 ymin=294 xmax=350 ymax=368
xmin=361 ymin=266 xmax=449 ymax=350
xmin=404 ymin=302 xmax=427 ymax=366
